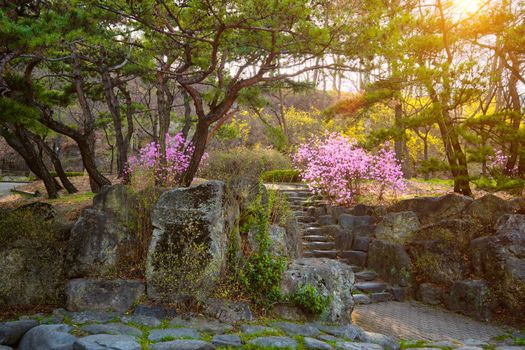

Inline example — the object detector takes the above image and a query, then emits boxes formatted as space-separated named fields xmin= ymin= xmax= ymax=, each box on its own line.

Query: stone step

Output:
xmin=302 ymin=235 xmax=333 ymax=242
xmin=293 ymin=210 xmax=306 ymax=216
xmin=303 ymin=250 xmax=337 ymax=259
xmin=302 ymin=241 xmax=335 ymax=250
xmin=369 ymin=292 xmax=393 ymax=303
xmin=353 ymin=294 xmax=371 ymax=305
xmin=355 ymin=270 xmax=378 ymax=282
xmin=340 ymin=250 xmax=367 ymax=267
xmin=290 ymin=205 xmax=304 ymax=211
xmin=355 ymin=281 xmax=388 ymax=294
xmin=288 ymin=196 xmax=309 ymax=202
xmin=296 ymin=216 xmax=316 ymax=223
xmin=284 ymin=191 xmax=311 ymax=198
xmin=349 ymin=265 xmax=364 ymax=273
xmin=302 ymin=227 xmax=323 ymax=235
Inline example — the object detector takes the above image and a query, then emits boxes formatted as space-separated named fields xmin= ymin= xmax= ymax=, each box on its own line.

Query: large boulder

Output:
xmin=146 ymin=181 xmax=239 ymax=302
xmin=248 ymin=225 xmax=288 ymax=257
xmin=443 ymin=279 xmax=493 ymax=322
xmin=0 ymin=205 xmax=68 ymax=305
xmin=406 ymin=219 xmax=478 ymax=285
xmin=373 ymin=211 xmax=420 ymax=244
xmin=280 ymin=258 xmax=355 ymax=322
xmin=470 ymin=214 xmax=525 ymax=281
xmin=66 ymin=278 xmax=145 ymax=312
xmin=66 ymin=185 xmax=140 ymax=278
xmin=0 ymin=246 xmax=65 ymax=305
xmin=464 ymin=194 xmax=514 ymax=230
xmin=367 ymin=240 xmax=412 ymax=287
xmin=470 ymin=214 xmax=525 ymax=321
xmin=390 ymin=193 xmax=473 ymax=225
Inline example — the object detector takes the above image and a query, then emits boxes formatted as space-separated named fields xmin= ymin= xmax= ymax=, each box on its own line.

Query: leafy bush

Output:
xmin=419 ymin=157 xmax=449 ymax=176
xmin=472 ymin=175 xmax=524 ymax=195
xmin=294 ymin=133 xmax=405 ymax=205
xmin=260 ymin=169 xmax=301 ymax=183
xmin=240 ymin=186 xmax=287 ymax=309
xmin=199 ymin=147 xmax=291 ymax=199
xmin=290 ymin=284 xmax=331 ymax=315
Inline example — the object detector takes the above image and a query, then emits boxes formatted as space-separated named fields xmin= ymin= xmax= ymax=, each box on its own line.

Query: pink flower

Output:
xmin=126 ymin=133 xmax=195 ymax=186
xmin=294 ymin=133 xmax=405 ymax=205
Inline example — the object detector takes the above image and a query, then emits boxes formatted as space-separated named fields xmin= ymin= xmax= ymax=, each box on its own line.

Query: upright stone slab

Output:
xmin=66 ymin=185 xmax=139 ymax=278
xmin=146 ymin=181 xmax=239 ymax=302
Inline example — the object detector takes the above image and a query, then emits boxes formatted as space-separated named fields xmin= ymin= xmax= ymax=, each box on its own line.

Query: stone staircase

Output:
xmin=276 ymin=183 xmax=406 ymax=305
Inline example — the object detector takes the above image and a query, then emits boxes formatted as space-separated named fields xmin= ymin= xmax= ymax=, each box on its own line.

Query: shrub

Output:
xmin=294 ymin=133 xmax=405 ymax=205
xmin=199 ymin=146 xmax=291 ymax=199
xmin=120 ymin=186 xmax=164 ymax=278
xmin=126 ymin=133 xmax=194 ymax=187
xmin=240 ymin=186 xmax=287 ymax=309
xmin=472 ymin=175 xmax=524 ymax=195
xmin=290 ymin=283 xmax=331 ymax=315
xmin=260 ymin=169 xmax=301 ymax=183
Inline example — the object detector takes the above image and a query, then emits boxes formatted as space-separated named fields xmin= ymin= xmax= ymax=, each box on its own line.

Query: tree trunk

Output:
xmin=1 ymin=126 xmax=59 ymax=198
xmin=27 ymin=131 xmax=78 ymax=194
xmin=505 ymin=55 xmax=522 ymax=174
xmin=181 ymin=89 xmax=192 ymax=138
xmin=182 ymin=119 xmax=209 ymax=187
xmin=70 ymin=45 xmax=110 ymax=191
xmin=156 ymin=66 xmax=175 ymax=160
xmin=101 ymin=70 xmax=128 ymax=177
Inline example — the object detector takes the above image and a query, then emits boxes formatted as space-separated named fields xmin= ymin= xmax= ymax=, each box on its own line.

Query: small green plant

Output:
xmin=240 ymin=184 xmax=287 ymax=309
xmin=290 ymin=284 xmax=331 ymax=315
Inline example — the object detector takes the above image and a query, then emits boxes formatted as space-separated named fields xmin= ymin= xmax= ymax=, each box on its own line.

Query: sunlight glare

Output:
xmin=454 ymin=0 xmax=482 ymax=14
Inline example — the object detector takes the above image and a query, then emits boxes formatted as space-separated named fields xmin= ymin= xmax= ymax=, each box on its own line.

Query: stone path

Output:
xmin=353 ymin=301 xmax=508 ymax=342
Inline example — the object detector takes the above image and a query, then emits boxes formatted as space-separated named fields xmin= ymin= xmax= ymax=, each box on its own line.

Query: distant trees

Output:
xmin=1 ymin=0 xmax=523 ymax=198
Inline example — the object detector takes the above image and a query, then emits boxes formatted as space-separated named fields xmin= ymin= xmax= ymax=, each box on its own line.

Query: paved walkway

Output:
xmin=353 ymin=301 xmax=508 ymax=341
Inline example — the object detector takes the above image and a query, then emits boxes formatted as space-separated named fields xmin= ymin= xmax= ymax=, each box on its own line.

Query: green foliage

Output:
xmin=122 ymin=187 xmax=163 ymax=279
xmin=419 ymin=158 xmax=449 ymax=176
xmin=199 ymin=147 xmax=291 ymax=200
xmin=150 ymin=236 xmax=211 ymax=304
xmin=263 ymin=124 xmax=289 ymax=152
xmin=240 ymin=186 xmax=287 ymax=309
xmin=260 ymin=169 xmax=301 ymax=183
xmin=290 ymin=284 xmax=331 ymax=315
xmin=472 ymin=176 xmax=524 ymax=195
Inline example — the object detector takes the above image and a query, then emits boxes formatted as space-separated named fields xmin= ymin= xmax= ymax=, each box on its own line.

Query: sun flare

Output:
xmin=454 ymin=0 xmax=482 ymax=14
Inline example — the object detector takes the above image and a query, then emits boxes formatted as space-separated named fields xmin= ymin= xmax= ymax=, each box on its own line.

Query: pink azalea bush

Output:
xmin=126 ymin=133 xmax=194 ymax=187
xmin=294 ymin=133 xmax=405 ymax=205
xmin=487 ymin=149 xmax=518 ymax=175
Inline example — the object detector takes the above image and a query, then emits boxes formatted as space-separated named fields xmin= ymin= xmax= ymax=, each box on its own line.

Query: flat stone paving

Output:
xmin=353 ymin=301 xmax=509 ymax=342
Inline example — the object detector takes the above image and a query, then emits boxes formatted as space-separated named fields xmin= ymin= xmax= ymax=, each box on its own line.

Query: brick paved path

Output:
xmin=353 ymin=301 xmax=508 ymax=341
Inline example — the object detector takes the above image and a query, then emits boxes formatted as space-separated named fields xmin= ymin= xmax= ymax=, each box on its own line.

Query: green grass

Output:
xmin=410 ymin=178 xmax=454 ymax=186
xmin=47 ymin=191 xmax=95 ymax=205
